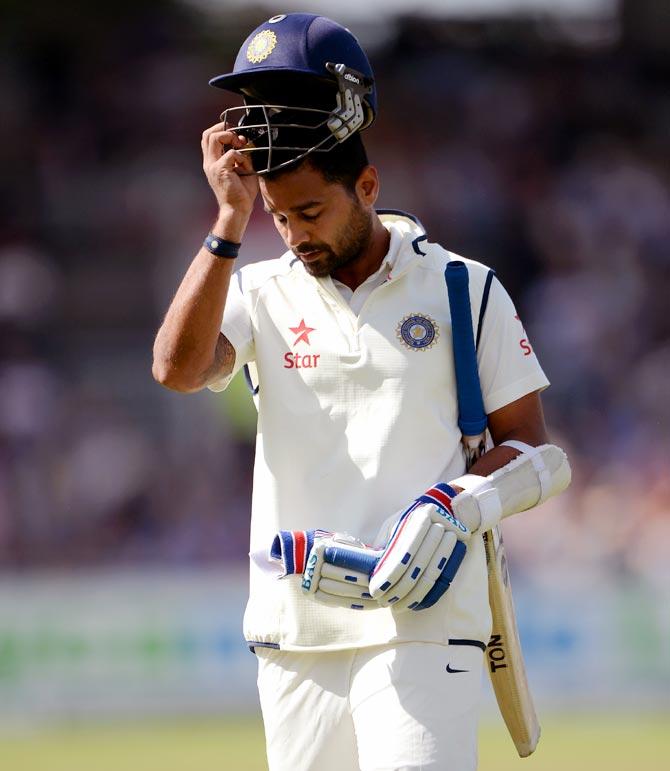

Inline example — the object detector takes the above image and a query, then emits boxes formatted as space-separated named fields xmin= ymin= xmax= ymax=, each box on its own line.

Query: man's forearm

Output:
xmin=152 ymin=247 xmax=233 ymax=392
xmin=152 ymin=212 xmax=245 ymax=392
xmin=461 ymin=391 xmax=550 ymax=481
xmin=464 ymin=444 xmax=519 ymax=480
xmin=447 ymin=394 xmax=568 ymax=532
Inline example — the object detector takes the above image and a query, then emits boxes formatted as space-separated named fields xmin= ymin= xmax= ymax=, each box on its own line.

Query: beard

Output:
xmin=294 ymin=200 xmax=373 ymax=278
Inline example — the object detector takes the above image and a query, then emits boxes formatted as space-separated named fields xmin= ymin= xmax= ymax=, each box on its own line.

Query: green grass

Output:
xmin=0 ymin=717 xmax=265 ymax=771
xmin=479 ymin=714 xmax=669 ymax=771
xmin=0 ymin=713 xmax=667 ymax=770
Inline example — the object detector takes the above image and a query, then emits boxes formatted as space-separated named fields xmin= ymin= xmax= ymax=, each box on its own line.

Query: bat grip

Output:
xmin=463 ymin=433 xmax=487 ymax=471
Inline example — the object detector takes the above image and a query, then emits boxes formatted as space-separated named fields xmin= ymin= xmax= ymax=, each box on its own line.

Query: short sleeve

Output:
xmin=476 ymin=276 xmax=549 ymax=414
xmin=207 ymin=269 xmax=255 ymax=393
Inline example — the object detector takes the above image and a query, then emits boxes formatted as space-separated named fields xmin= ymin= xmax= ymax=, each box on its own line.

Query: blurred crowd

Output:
xmin=1 ymin=3 xmax=668 ymax=587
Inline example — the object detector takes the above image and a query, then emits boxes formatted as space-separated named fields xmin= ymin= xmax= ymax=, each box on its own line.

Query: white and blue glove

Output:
xmin=270 ymin=483 xmax=469 ymax=613
xmin=368 ymin=483 xmax=470 ymax=611
xmin=270 ymin=529 xmax=380 ymax=610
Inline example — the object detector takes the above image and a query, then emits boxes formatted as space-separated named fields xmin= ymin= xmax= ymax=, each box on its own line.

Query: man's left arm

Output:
xmin=457 ymin=389 xmax=548 ymax=482
xmin=447 ymin=387 xmax=570 ymax=536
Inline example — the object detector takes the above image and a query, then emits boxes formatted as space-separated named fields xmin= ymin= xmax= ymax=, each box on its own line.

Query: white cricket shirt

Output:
xmin=210 ymin=213 xmax=549 ymax=651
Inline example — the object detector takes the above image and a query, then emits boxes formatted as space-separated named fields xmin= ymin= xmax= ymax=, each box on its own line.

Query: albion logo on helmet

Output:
xmin=246 ymin=30 xmax=277 ymax=64
xmin=344 ymin=72 xmax=361 ymax=84
xmin=396 ymin=314 xmax=440 ymax=351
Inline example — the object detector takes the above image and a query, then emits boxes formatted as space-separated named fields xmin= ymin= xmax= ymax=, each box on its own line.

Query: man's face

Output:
xmin=259 ymin=163 xmax=373 ymax=278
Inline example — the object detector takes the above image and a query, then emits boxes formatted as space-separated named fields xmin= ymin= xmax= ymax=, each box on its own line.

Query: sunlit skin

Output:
xmin=259 ymin=162 xmax=390 ymax=290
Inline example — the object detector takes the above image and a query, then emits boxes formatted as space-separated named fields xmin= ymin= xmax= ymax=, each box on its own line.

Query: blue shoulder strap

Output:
xmin=445 ymin=260 xmax=497 ymax=471
xmin=445 ymin=261 xmax=488 ymax=437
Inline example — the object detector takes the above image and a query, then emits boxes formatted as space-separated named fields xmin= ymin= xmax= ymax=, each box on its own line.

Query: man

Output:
xmin=153 ymin=13 xmax=562 ymax=770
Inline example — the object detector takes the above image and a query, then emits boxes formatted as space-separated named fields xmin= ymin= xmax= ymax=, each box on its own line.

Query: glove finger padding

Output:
xmin=318 ymin=577 xmax=372 ymax=599
xmin=369 ymin=501 xmax=469 ymax=598
xmin=398 ymin=532 xmax=467 ymax=612
xmin=368 ymin=502 xmax=432 ymax=597
xmin=375 ymin=523 xmax=445 ymax=606
xmin=319 ymin=563 xmax=374 ymax=599
xmin=320 ymin=562 xmax=371 ymax=585
xmin=302 ymin=534 xmax=382 ymax=611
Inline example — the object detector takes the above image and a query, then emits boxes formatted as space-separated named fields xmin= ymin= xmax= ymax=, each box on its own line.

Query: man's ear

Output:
xmin=355 ymin=165 xmax=379 ymax=207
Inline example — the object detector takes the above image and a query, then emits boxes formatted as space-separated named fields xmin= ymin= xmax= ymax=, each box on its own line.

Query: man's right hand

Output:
xmin=368 ymin=500 xmax=468 ymax=611
xmin=201 ymin=123 xmax=259 ymax=239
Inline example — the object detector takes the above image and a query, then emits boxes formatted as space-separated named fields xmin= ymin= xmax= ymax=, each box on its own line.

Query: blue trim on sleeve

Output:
xmin=232 ymin=272 xmax=259 ymax=396
xmin=411 ymin=234 xmax=427 ymax=256
xmin=476 ymin=269 xmax=496 ymax=352
xmin=243 ymin=364 xmax=259 ymax=396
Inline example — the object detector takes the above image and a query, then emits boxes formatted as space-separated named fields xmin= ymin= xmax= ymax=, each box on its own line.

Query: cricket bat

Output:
xmin=483 ymin=523 xmax=540 ymax=756
xmin=446 ymin=261 xmax=540 ymax=758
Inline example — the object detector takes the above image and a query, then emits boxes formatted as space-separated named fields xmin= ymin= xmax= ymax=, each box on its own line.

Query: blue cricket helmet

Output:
xmin=209 ymin=13 xmax=377 ymax=174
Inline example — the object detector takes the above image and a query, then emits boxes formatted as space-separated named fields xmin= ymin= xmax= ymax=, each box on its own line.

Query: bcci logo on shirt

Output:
xmin=396 ymin=314 xmax=439 ymax=351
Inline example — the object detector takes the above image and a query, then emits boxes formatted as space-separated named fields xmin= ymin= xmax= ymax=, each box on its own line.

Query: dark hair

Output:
xmin=257 ymin=132 xmax=369 ymax=193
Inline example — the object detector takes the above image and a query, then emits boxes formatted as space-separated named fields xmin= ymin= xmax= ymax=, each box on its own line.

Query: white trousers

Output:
xmin=256 ymin=641 xmax=483 ymax=771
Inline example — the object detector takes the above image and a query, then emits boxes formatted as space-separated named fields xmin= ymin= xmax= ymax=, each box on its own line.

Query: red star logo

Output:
xmin=289 ymin=319 xmax=316 ymax=346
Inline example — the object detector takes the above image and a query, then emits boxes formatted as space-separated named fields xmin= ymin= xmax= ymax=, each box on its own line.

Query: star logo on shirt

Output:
xmin=289 ymin=319 xmax=316 ymax=346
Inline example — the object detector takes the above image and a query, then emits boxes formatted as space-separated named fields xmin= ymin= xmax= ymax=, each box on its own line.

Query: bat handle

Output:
xmin=462 ymin=433 xmax=487 ymax=471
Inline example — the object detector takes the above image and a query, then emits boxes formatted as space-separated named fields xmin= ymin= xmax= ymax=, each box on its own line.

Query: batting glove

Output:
xmin=270 ymin=529 xmax=380 ymax=610
xmin=369 ymin=483 xmax=470 ymax=612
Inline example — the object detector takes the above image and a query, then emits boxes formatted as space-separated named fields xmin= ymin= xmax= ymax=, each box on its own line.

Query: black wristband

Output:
xmin=204 ymin=234 xmax=241 ymax=259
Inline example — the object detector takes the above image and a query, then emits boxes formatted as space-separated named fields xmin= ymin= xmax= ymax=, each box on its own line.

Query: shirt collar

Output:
xmin=285 ymin=210 xmax=425 ymax=280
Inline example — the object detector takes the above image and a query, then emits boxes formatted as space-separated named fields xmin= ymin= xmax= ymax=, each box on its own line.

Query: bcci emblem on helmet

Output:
xmin=396 ymin=314 xmax=439 ymax=351
xmin=246 ymin=30 xmax=277 ymax=64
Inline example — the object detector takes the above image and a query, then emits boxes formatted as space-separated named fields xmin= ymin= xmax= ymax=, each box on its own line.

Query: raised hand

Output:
xmin=201 ymin=122 xmax=258 ymax=238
